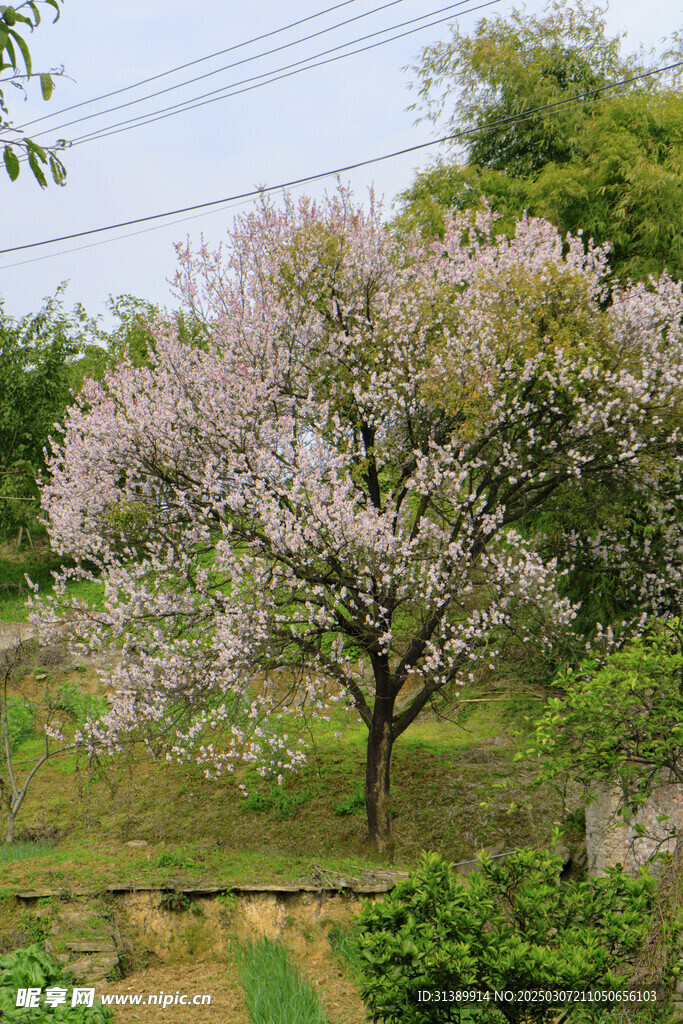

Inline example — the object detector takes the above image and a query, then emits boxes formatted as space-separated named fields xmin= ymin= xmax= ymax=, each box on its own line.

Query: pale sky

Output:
xmin=1 ymin=0 xmax=680 ymax=324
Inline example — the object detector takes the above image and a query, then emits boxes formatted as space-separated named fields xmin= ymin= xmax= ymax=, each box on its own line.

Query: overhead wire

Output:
xmin=0 ymin=192 xmax=301 ymax=270
xmin=2 ymin=57 xmax=680 ymax=264
xmin=14 ymin=0 xmax=370 ymax=129
xmin=31 ymin=0 xmax=492 ymax=149
xmin=16 ymin=0 xmax=412 ymax=136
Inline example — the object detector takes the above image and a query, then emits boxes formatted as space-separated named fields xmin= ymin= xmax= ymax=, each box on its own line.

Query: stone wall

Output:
xmin=586 ymin=778 xmax=683 ymax=876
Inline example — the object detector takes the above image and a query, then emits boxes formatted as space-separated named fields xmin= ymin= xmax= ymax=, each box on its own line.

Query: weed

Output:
xmin=0 ymin=944 xmax=114 ymax=1021
xmin=216 ymin=891 xmax=237 ymax=915
xmin=159 ymin=890 xmax=191 ymax=913
xmin=156 ymin=851 xmax=196 ymax=870
xmin=234 ymin=936 xmax=328 ymax=1024
xmin=333 ymin=786 xmax=365 ymax=817
xmin=563 ymin=806 xmax=587 ymax=841
xmin=17 ymin=909 xmax=48 ymax=946
xmin=328 ymin=921 xmax=365 ymax=979
xmin=0 ymin=842 xmax=53 ymax=865
xmin=242 ymin=786 xmax=313 ymax=821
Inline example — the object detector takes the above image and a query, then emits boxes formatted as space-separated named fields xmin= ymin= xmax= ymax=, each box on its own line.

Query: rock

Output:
xmin=66 ymin=940 xmax=117 ymax=953
xmin=126 ymin=840 xmax=148 ymax=848
xmin=58 ymin=908 xmax=99 ymax=929
xmin=68 ymin=955 xmax=119 ymax=982
xmin=554 ymin=844 xmax=571 ymax=864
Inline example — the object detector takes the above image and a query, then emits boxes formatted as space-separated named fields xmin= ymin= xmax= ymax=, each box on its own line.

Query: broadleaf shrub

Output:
xmin=350 ymin=849 xmax=677 ymax=1023
xmin=0 ymin=944 xmax=113 ymax=1021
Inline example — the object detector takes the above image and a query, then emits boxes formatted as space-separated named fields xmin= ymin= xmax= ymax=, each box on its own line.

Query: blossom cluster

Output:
xmin=36 ymin=187 xmax=683 ymax=773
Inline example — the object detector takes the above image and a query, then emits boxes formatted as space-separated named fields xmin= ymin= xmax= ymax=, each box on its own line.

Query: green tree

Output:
xmin=400 ymin=1 xmax=683 ymax=282
xmin=521 ymin=620 xmax=683 ymax=1006
xmin=407 ymin=0 xmax=646 ymax=177
xmin=1 ymin=0 xmax=67 ymax=186
xmin=103 ymin=293 xmax=207 ymax=368
xmin=528 ymin=92 xmax=683 ymax=283
xmin=0 ymin=289 xmax=197 ymax=543
xmin=0 ymin=288 xmax=103 ymax=539
xmin=522 ymin=619 xmax=683 ymax=822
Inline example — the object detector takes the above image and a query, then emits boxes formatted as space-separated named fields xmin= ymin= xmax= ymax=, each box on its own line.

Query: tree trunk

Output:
xmin=365 ymin=691 xmax=395 ymax=860
xmin=6 ymin=803 xmax=17 ymax=843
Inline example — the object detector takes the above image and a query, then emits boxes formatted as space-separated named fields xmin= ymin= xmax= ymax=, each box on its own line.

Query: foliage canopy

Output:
xmin=523 ymin=619 xmax=683 ymax=823
xmin=35 ymin=189 xmax=683 ymax=857
xmin=401 ymin=0 xmax=683 ymax=282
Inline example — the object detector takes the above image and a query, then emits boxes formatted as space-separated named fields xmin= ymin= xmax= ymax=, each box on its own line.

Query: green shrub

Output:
xmin=5 ymin=702 xmax=35 ymax=751
xmin=0 ymin=944 xmax=113 ymax=1022
xmin=51 ymin=680 xmax=107 ymax=725
xmin=563 ymin=806 xmax=587 ymax=842
xmin=159 ymin=890 xmax=191 ymax=913
xmin=350 ymin=849 xmax=677 ymax=1023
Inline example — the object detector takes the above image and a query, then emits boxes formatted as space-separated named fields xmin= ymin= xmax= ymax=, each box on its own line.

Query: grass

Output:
xmin=0 ymin=545 xmax=565 ymax=946
xmin=327 ymin=922 xmax=365 ymax=978
xmin=0 ymin=842 xmax=54 ymax=865
xmin=234 ymin=936 xmax=328 ymax=1024
xmin=0 ymin=686 xmax=558 ymax=906
xmin=0 ymin=539 xmax=104 ymax=622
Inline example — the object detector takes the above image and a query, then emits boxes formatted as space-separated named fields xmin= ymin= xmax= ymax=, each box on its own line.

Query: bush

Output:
xmin=5 ymin=702 xmax=35 ymax=751
xmin=51 ymin=680 xmax=108 ymax=725
xmin=350 ymin=849 xmax=677 ymax=1023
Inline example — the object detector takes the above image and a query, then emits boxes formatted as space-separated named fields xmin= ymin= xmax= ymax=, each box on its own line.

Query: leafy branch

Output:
xmin=1 ymin=0 xmax=67 ymax=186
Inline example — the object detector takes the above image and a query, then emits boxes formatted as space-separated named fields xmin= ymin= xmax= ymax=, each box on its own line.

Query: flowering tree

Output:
xmin=36 ymin=189 xmax=683 ymax=856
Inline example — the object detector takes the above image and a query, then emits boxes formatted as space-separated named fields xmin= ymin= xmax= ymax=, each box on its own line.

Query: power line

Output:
xmin=1 ymin=58 xmax=680 ymax=260
xmin=34 ymin=0 xmax=488 ymax=150
xmin=18 ymin=0 xmax=411 ymax=137
xmin=0 ymin=191 xmax=305 ymax=271
xmin=14 ymin=0 xmax=369 ymax=129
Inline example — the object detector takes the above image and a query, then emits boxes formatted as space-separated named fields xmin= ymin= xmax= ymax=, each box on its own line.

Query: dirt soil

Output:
xmin=97 ymin=951 xmax=367 ymax=1023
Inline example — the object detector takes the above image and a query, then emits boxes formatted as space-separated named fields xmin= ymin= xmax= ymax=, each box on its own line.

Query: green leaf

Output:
xmin=4 ymin=34 xmax=15 ymax=69
xmin=40 ymin=71 xmax=52 ymax=100
xmin=27 ymin=146 xmax=47 ymax=187
xmin=8 ymin=25 xmax=30 ymax=75
xmin=3 ymin=143 xmax=19 ymax=180
xmin=48 ymin=152 xmax=66 ymax=185
xmin=26 ymin=137 xmax=46 ymax=159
